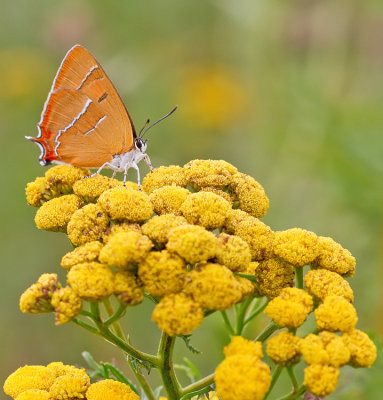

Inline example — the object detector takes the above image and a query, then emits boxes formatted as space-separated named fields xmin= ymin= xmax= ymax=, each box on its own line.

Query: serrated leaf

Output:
xmin=181 ymin=334 xmax=201 ymax=355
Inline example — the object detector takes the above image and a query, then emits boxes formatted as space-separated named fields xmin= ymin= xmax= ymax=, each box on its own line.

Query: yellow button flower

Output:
xmin=183 ymin=263 xmax=243 ymax=310
xmin=15 ymin=389 xmax=50 ymax=400
xmin=273 ymin=228 xmax=320 ymax=267
xmin=304 ymin=269 xmax=354 ymax=302
xmin=313 ymin=236 xmax=356 ymax=277
xmin=114 ymin=271 xmax=144 ymax=305
xmin=224 ymin=209 xmax=251 ymax=234
xmin=67 ymin=204 xmax=109 ymax=246
xmin=49 ymin=372 xmax=90 ymax=399
xmin=224 ymin=336 xmax=263 ymax=359
xmin=315 ymin=295 xmax=358 ymax=332
xmin=44 ymin=165 xmax=90 ymax=194
xmin=303 ymin=364 xmax=339 ymax=397
xmin=142 ymin=165 xmax=187 ymax=194
xmin=103 ymin=222 xmax=142 ymax=243
xmin=34 ymin=194 xmax=83 ymax=232
xmin=266 ymin=331 xmax=301 ymax=365
xmin=230 ymin=173 xmax=269 ymax=218
xmin=51 ymin=286 xmax=82 ymax=325
xmin=255 ymin=258 xmax=295 ymax=299
xmin=47 ymin=362 xmax=86 ymax=378
xmin=264 ymin=287 xmax=313 ymax=328
xmin=98 ymin=186 xmax=153 ymax=222
xmin=60 ymin=241 xmax=103 ymax=270
xmin=152 ymin=293 xmax=204 ymax=336
xmin=342 ymin=329 xmax=377 ymax=367
xmin=180 ymin=191 xmax=231 ymax=229
xmin=67 ymin=262 xmax=114 ymax=301
xmin=25 ymin=177 xmax=53 ymax=207
xmin=166 ymin=224 xmax=217 ymax=264
xmin=141 ymin=214 xmax=188 ymax=245
xmin=200 ymin=187 xmax=233 ymax=203
xmin=99 ymin=231 xmax=153 ymax=269
xmin=138 ymin=250 xmax=187 ymax=296
xmin=86 ymin=379 xmax=139 ymax=400
xmin=216 ymin=233 xmax=251 ymax=272
xmin=149 ymin=185 xmax=190 ymax=215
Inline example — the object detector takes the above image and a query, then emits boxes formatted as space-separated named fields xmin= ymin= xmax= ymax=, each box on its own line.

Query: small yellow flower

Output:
xmin=166 ymin=224 xmax=217 ymax=264
xmin=142 ymin=165 xmax=187 ymax=194
xmin=67 ymin=262 xmax=114 ymax=301
xmin=141 ymin=214 xmax=188 ymax=245
xmin=15 ymin=389 xmax=50 ymax=400
xmin=44 ymin=165 xmax=90 ymax=194
xmin=103 ymin=222 xmax=142 ymax=242
xmin=200 ymin=187 xmax=233 ymax=204
xmin=234 ymin=216 xmax=275 ymax=260
xmin=304 ymin=269 xmax=354 ymax=302
xmin=315 ymin=295 xmax=358 ymax=332
xmin=73 ymin=174 xmax=124 ymax=203
xmin=149 ymin=185 xmax=190 ymax=215
xmin=313 ymin=236 xmax=356 ymax=277
xmin=114 ymin=271 xmax=144 ymax=305
xmin=25 ymin=177 xmax=53 ymax=207
xmin=230 ymin=173 xmax=269 ymax=218
xmin=273 ymin=228 xmax=320 ymax=267
xmin=98 ymin=187 xmax=153 ymax=222
xmin=49 ymin=371 xmax=90 ymax=399
xmin=223 ymin=336 xmax=263 ymax=359
xmin=342 ymin=329 xmax=377 ymax=367
xmin=254 ymin=258 xmax=295 ymax=299
xmin=99 ymin=231 xmax=153 ymax=269
xmin=180 ymin=191 xmax=231 ymax=229
xmin=183 ymin=263 xmax=243 ymax=310
xmin=51 ymin=286 xmax=82 ymax=325
xmin=216 ymin=233 xmax=251 ymax=272
xmin=224 ymin=209 xmax=251 ymax=234
xmin=184 ymin=159 xmax=238 ymax=188
xmin=3 ymin=366 xmax=56 ymax=398
xmin=86 ymin=379 xmax=139 ymax=400
xmin=264 ymin=287 xmax=313 ymax=328
xmin=266 ymin=331 xmax=301 ymax=365
xmin=303 ymin=364 xmax=339 ymax=397
xmin=299 ymin=332 xmax=350 ymax=367
xmin=34 ymin=194 xmax=83 ymax=232
xmin=138 ymin=250 xmax=187 ymax=296
xmin=152 ymin=293 xmax=204 ymax=336
xmin=60 ymin=241 xmax=103 ymax=270
xmin=47 ymin=362 xmax=85 ymax=378
xmin=67 ymin=204 xmax=109 ymax=246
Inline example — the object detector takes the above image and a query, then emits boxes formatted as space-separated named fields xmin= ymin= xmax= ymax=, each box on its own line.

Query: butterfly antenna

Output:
xmin=140 ymin=106 xmax=178 ymax=138
xmin=139 ymin=119 xmax=151 ymax=136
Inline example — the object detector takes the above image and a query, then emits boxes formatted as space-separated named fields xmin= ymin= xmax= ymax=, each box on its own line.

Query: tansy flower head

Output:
xmin=60 ymin=241 xmax=103 ymax=270
xmin=73 ymin=174 xmax=124 ymax=203
xmin=216 ymin=233 xmax=251 ymax=272
xmin=149 ymin=185 xmax=190 ymax=215
xmin=266 ymin=331 xmax=301 ymax=365
xmin=142 ymin=165 xmax=187 ymax=194
xmin=224 ymin=208 xmax=252 ymax=234
xmin=180 ymin=191 xmax=231 ymax=229
xmin=99 ymin=231 xmax=153 ymax=269
xmin=315 ymin=295 xmax=358 ymax=332
xmin=47 ymin=362 xmax=86 ymax=378
xmin=34 ymin=194 xmax=83 ymax=232
xmin=3 ymin=366 xmax=56 ymax=398
xmin=273 ymin=228 xmax=320 ymax=267
xmin=304 ymin=269 xmax=354 ymax=302
xmin=25 ymin=177 xmax=53 ymax=207
xmin=303 ymin=364 xmax=339 ymax=397
xmin=98 ymin=187 xmax=153 ymax=222
xmin=67 ymin=262 xmax=114 ymax=301
xmin=254 ymin=258 xmax=295 ymax=299
xmin=234 ymin=216 xmax=275 ymax=260
xmin=342 ymin=329 xmax=377 ymax=367
xmin=48 ymin=372 xmax=90 ymax=399
xmin=86 ymin=379 xmax=139 ymax=400
xmin=200 ymin=186 xmax=233 ymax=203
xmin=15 ymin=389 xmax=50 ymax=400
xmin=313 ymin=236 xmax=356 ymax=277
xmin=51 ymin=286 xmax=82 ymax=325
xmin=103 ymin=222 xmax=142 ymax=243
xmin=223 ymin=336 xmax=263 ymax=359
xmin=183 ymin=263 xmax=243 ymax=310
xmin=67 ymin=204 xmax=109 ymax=246
xmin=44 ymin=165 xmax=90 ymax=194
xmin=230 ymin=173 xmax=269 ymax=218
xmin=264 ymin=287 xmax=313 ymax=328
xmin=114 ymin=271 xmax=144 ymax=305
xmin=184 ymin=159 xmax=238 ymax=188
xmin=138 ymin=250 xmax=187 ymax=296
xmin=141 ymin=214 xmax=188 ymax=245
xmin=166 ymin=224 xmax=217 ymax=264
xmin=152 ymin=292 xmax=204 ymax=336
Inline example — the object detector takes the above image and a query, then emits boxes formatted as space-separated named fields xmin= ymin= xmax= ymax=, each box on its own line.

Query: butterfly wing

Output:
xmin=29 ymin=45 xmax=136 ymax=167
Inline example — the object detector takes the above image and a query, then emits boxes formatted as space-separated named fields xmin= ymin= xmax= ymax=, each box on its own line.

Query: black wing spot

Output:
xmin=98 ymin=92 xmax=108 ymax=103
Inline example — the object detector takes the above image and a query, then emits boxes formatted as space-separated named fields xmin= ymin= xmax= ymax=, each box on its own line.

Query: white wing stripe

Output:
xmin=84 ymin=115 xmax=107 ymax=136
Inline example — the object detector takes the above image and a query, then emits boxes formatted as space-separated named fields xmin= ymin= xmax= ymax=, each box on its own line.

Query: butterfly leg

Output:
xmin=129 ymin=162 xmax=141 ymax=190
xmin=88 ymin=162 xmax=117 ymax=178
xmin=143 ymin=154 xmax=154 ymax=171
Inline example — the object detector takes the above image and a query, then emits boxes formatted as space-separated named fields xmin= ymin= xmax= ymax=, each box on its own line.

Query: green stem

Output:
xmin=295 ymin=267 xmax=304 ymax=289
xmin=275 ymin=385 xmax=306 ymax=400
xmin=72 ymin=317 xmax=100 ymax=335
xmin=243 ymin=299 xmax=269 ymax=325
xmin=103 ymin=300 xmax=127 ymax=329
xmin=180 ymin=372 xmax=215 ymax=396
xmin=263 ymin=365 xmax=284 ymax=400
xmin=255 ymin=321 xmax=280 ymax=342
xmin=286 ymin=366 xmax=299 ymax=391
xmin=235 ymin=296 xmax=253 ymax=335
xmin=127 ymin=357 xmax=156 ymax=400
xmin=220 ymin=310 xmax=234 ymax=335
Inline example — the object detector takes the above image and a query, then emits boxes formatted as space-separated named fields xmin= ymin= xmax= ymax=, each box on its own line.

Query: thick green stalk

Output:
xmin=295 ymin=267 xmax=304 ymax=289
xmin=263 ymin=365 xmax=284 ymax=400
xmin=255 ymin=321 xmax=280 ymax=342
xmin=234 ymin=296 xmax=253 ymax=335
xmin=180 ymin=372 xmax=215 ymax=397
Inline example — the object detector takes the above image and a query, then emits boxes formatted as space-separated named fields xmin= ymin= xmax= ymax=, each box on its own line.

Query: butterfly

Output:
xmin=26 ymin=44 xmax=176 ymax=187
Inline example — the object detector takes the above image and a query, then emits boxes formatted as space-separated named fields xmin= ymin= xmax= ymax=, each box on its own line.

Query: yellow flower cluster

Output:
xmin=266 ymin=331 xmax=301 ymax=365
xmin=3 ymin=363 xmax=138 ymax=400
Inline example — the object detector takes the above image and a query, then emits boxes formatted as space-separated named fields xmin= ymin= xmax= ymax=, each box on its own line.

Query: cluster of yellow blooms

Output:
xmin=3 ymin=362 xmax=138 ymax=400
xmin=12 ymin=159 xmax=376 ymax=399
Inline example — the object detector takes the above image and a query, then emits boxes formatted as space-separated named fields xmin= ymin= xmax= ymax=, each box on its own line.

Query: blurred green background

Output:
xmin=1 ymin=0 xmax=382 ymax=398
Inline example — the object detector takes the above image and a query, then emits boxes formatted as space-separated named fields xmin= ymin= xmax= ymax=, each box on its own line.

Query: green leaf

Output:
xmin=180 ymin=334 xmax=201 ymax=354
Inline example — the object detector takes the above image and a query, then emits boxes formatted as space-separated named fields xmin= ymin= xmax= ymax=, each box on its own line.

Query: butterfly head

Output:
xmin=134 ymin=137 xmax=148 ymax=153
